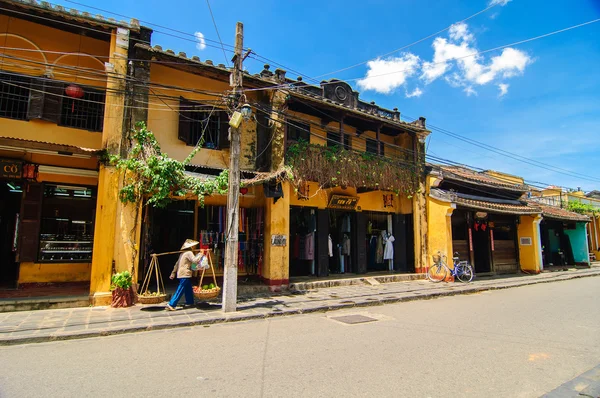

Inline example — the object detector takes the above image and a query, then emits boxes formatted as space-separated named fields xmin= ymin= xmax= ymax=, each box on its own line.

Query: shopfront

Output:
xmin=141 ymin=187 xmax=266 ymax=286
xmin=0 ymin=159 xmax=25 ymax=286
xmin=288 ymin=182 xmax=414 ymax=278
xmin=451 ymin=209 xmax=520 ymax=274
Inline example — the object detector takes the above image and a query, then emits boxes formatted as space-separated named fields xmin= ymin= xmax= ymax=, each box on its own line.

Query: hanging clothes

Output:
xmin=342 ymin=234 xmax=351 ymax=255
xmin=304 ymin=232 xmax=315 ymax=261
xmin=328 ymin=234 xmax=333 ymax=257
xmin=376 ymin=233 xmax=384 ymax=264
xmin=341 ymin=214 xmax=351 ymax=234
xmin=383 ymin=231 xmax=395 ymax=260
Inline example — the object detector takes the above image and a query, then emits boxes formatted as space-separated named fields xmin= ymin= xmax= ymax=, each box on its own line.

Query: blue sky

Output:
xmin=59 ymin=0 xmax=600 ymax=190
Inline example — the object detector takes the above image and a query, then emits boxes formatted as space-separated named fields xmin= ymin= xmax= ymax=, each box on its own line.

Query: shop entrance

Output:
xmin=142 ymin=200 xmax=195 ymax=286
xmin=365 ymin=212 xmax=391 ymax=272
xmin=289 ymin=206 xmax=317 ymax=277
xmin=0 ymin=181 xmax=21 ymax=286
xmin=540 ymin=220 xmax=575 ymax=266
xmin=328 ymin=210 xmax=355 ymax=274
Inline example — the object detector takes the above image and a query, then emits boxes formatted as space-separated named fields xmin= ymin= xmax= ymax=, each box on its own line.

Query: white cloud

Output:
xmin=420 ymin=23 xmax=532 ymax=95
xmin=488 ymin=0 xmax=512 ymax=6
xmin=358 ymin=22 xmax=532 ymax=98
xmin=464 ymin=86 xmax=478 ymax=96
xmin=406 ymin=87 xmax=423 ymax=98
xmin=498 ymin=83 xmax=509 ymax=97
xmin=356 ymin=53 xmax=420 ymax=94
xmin=194 ymin=31 xmax=206 ymax=51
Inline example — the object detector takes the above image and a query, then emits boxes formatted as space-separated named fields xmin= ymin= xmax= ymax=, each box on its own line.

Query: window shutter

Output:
xmin=218 ymin=112 xmax=230 ymax=149
xmin=17 ymin=182 xmax=44 ymax=263
xmin=26 ymin=79 xmax=45 ymax=120
xmin=178 ymin=97 xmax=193 ymax=145
xmin=41 ymin=81 xmax=64 ymax=123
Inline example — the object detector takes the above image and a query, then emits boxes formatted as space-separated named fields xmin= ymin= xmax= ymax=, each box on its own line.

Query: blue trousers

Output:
xmin=169 ymin=278 xmax=194 ymax=307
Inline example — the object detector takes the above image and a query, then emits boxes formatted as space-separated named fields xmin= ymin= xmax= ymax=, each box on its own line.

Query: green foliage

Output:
xmin=108 ymin=122 xmax=229 ymax=208
xmin=564 ymin=200 xmax=600 ymax=215
xmin=285 ymin=141 xmax=420 ymax=195
xmin=111 ymin=271 xmax=133 ymax=290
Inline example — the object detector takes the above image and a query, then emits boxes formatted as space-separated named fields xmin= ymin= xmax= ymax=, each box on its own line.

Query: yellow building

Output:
xmin=0 ymin=0 xmax=148 ymax=292
xmin=118 ymin=42 xmax=431 ymax=295
xmin=426 ymin=166 xmax=590 ymax=275
xmin=0 ymin=1 xmax=431 ymax=303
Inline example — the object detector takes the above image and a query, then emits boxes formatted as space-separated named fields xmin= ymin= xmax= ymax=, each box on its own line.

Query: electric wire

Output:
xmin=313 ymin=1 xmax=504 ymax=79
xmin=205 ymin=0 xmax=229 ymax=67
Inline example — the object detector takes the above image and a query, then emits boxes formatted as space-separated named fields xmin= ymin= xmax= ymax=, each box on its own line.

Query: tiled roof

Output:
xmin=0 ymin=136 xmax=99 ymax=153
xmin=440 ymin=166 xmax=529 ymax=192
xmin=135 ymin=43 xmax=427 ymax=135
xmin=529 ymin=201 xmax=590 ymax=222
xmin=430 ymin=189 xmax=541 ymax=215
xmin=5 ymin=0 xmax=140 ymax=30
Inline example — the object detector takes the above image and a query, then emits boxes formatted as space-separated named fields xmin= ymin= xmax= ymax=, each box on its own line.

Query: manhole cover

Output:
xmin=331 ymin=314 xmax=378 ymax=325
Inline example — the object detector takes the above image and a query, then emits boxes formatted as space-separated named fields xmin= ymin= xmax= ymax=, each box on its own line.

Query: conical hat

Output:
xmin=181 ymin=239 xmax=199 ymax=250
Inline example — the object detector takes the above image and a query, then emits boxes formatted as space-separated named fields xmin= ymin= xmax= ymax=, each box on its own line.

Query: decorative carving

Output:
xmin=322 ymin=80 xmax=355 ymax=108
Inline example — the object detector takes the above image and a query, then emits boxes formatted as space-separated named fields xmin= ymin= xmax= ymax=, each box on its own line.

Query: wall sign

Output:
xmin=490 ymin=229 xmax=495 ymax=251
xmin=328 ymin=195 xmax=359 ymax=210
xmin=520 ymin=237 xmax=532 ymax=246
xmin=468 ymin=228 xmax=473 ymax=251
xmin=0 ymin=159 xmax=23 ymax=179
xmin=271 ymin=234 xmax=287 ymax=247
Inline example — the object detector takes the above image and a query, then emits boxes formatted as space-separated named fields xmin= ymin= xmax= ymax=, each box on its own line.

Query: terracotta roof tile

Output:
xmin=440 ymin=166 xmax=528 ymax=192
xmin=528 ymin=201 xmax=590 ymax=222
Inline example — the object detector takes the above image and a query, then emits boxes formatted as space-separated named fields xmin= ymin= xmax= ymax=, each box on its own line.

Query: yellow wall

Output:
xmin=517 ymin=215 xmax=542 ymax=273
xmin=426 ymin=197 xmax=455 ymax=269
xmin=0 ymin=14 xmax=110 ymax=150
xmin=18 ymin=262 xmax=91 ymax=284
xmin=146 ymin=64 xmax=259 ymax=170
xmin=262 ymin=181 xmax=291 ymax=288
xmin=484 ymin=170 xmax=524 ymax=185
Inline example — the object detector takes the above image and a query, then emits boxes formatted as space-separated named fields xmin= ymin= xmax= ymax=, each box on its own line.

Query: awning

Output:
xmin=528 ymin=201 xmax=590 ymax=222
xmin=430 ymin=189 xmax=541 ymax=215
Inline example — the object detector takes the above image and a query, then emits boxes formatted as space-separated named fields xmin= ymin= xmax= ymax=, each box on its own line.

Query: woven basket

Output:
xmin=193 ymin=286 xmax=221 ymax=300
xmin=137 ymin=293 xmax=167 ymax=304
xmin=432 ymin=254 xmax=441 ymax=264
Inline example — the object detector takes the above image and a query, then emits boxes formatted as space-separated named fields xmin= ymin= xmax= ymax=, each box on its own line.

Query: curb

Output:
xmin=1 ymin=270 xmax=599 ymax=346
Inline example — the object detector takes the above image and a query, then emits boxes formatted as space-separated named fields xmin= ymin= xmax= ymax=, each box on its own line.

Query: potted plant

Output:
xmin=111 ymin=271 xmax=134 ymax=308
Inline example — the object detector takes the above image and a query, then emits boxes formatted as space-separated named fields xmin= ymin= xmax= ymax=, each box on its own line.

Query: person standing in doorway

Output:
xmin=166 ymin=239 xmax=203 ymax=311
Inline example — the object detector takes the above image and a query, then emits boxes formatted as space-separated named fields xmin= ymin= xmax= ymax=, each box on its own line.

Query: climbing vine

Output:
xmin=286 ymin=140 xmax=420 ymax=196
xmin=106 ymin=122 xmax=229 ymax=208
xmin=564 ymin=200 xmax=600 ymax=215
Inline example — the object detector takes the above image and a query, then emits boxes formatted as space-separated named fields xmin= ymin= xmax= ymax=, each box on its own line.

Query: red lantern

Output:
xmin=65 ymin=84 xmax=84 ymax=112
xmin=240 ymin=187 xmax=249 ymax=195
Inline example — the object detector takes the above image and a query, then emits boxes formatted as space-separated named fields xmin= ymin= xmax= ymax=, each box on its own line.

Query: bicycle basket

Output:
xmin=432 ymin=254 xmax=441 ymax=264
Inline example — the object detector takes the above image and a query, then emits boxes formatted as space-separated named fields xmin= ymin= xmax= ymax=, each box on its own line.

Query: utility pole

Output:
xmin=222 ymin=22 xmax=243 ymax=313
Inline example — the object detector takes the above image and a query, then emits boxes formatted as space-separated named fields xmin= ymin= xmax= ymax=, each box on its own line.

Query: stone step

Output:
xmin=289 ymin=273 xmax=426 ymax=291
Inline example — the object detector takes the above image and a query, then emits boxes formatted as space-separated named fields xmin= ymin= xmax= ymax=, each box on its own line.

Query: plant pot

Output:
xmin=111 ymin=287 xmax=135 ymax=308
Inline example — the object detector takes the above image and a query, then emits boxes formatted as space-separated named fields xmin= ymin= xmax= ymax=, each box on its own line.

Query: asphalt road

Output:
xmin=1 ymin=277 xmax=599 ymax=398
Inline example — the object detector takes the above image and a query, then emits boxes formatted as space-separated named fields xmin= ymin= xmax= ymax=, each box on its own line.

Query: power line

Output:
xmin=205 ymin=0 xmax=229 ymax=67
xmin=313 ymin=1 xmax=503 ymax=79
xmin=403 ymin=114 xmax=600 ymax=184
xmin=242 ymin=17 xmax=600 ymax=93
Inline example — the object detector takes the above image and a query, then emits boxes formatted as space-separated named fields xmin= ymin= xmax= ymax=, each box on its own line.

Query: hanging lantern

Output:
xmin=65 ymin=84 xmax=84 ymax=112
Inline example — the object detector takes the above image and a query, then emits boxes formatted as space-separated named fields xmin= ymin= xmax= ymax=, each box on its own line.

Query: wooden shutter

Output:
xmin=42 ymin=81 xmax=64 ymax=123
xmin=17 ymin=182 xmax=44 ymax=263
xmin=178 ymin=97 xmax=193 ymax=144
xmin=316 ymin=209 xmax=329 ymax=277
xmin=27 ymin=79 xmax=45 ymax=120
xmin=218 ymin=112 xmax=230 ymax=149
xmin=354 ymin=212 xmax=367 ymax=274
xmin=393 ymin=214 xmax=408 ymax=272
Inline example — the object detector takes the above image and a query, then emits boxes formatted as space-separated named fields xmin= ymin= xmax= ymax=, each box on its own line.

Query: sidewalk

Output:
xmin=1 ymin=266 xmax=599 ymax=346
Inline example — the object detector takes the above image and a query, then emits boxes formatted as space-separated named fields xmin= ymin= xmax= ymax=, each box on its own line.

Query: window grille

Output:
xmin=0 ymin=72 xmax=31 ymax=120
xmin=60 ymin=88 xmax=105 ymax=132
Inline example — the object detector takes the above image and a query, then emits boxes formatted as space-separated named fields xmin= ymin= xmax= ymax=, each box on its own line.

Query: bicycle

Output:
xmin=427 ymin=251 xmax=474 ymax=283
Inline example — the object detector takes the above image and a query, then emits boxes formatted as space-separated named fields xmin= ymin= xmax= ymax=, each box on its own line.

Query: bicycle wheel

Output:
xmin=428 ymin=264 xmax=448 ymax=282
xmin=456 ymin=263 xmax=474 ymax=283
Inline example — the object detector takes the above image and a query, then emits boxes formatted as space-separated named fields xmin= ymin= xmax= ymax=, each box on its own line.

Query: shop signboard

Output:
xmin=328 ymin=195 xmax=359 ymax=210
xmin=0 ymin=159 xmax=22 ymax=179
